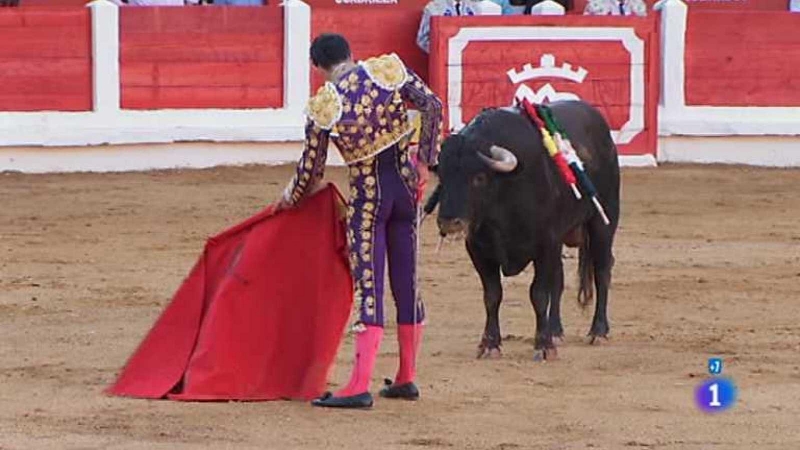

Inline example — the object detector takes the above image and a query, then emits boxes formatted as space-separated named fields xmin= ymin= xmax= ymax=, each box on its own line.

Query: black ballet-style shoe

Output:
xmin=311 ymin=391 xmax=374 ymax=409
xmin=378 ymin=378 xmax=420 ymax=400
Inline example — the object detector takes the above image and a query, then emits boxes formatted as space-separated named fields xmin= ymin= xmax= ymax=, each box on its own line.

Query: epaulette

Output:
xmin=306 ymin=82 xmax=343 ymax=130
xmin=360 ymin=53 xmax=410 ymax=91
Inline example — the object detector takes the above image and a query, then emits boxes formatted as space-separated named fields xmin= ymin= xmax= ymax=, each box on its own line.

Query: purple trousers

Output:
xmin=346 ymin=143 xmax=425 ymax=327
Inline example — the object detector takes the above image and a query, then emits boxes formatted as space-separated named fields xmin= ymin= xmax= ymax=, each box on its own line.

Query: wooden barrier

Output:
xmin=119 ymin=6 xmax=284 ymax=109
xmin=310 ymin=6 xmax=427 ymax=91
xmin=429 ymin=15 xmax=659 ymax=158
xmin=4 ymin=0 xmax=800 ymax=170
xmin=684 ymin=10 xmax=800 ymax=107
xmin=0 ymin=7 xmax=92 ymax=111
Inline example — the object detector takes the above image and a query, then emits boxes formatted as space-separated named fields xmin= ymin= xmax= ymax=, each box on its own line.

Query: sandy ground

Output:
xmin=1 ymin=163 xmax=800 ymax=450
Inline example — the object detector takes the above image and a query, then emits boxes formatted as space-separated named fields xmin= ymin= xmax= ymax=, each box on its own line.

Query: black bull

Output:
xmin=428 ymin=101 xmax=620 ymax=359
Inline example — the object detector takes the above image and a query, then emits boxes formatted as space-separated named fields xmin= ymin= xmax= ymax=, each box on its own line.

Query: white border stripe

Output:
xmin=446 ymin=26 xmax=646 ymax=145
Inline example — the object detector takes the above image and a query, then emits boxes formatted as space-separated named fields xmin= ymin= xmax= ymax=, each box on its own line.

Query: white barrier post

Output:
xmin=654 ymin=0 xmax=687 ymax=113
xmin=87 ymin=0 xmax=121 ymax=115
xmin=475 ymin=0 xmax=502 ymax=16
xmin=530 ymin=0 xmax=566 ymax=15
xmin=283 ymin=0 xmax=311 ymax=115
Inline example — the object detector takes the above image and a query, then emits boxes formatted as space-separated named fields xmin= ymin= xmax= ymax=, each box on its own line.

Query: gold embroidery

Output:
xmin=336 ymin=123 xmax=414 ymax=164
xmin=361 ymin=53 xmax=408 ymax=90
xmin=306 ymin=83 xmax=342 ymax=130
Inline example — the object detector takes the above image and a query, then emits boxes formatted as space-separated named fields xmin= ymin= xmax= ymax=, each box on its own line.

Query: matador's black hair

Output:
xmin=310 ymin=33 xmax=352 ymax=71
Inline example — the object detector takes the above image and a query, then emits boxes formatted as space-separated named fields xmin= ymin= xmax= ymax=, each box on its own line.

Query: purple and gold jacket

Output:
xmin=283 ymin=53 xmax=443 ymax=206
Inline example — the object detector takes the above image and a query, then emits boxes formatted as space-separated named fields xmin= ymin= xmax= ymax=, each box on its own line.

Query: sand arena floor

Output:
xmin=1 ymin=164 xmax=799 ymax=450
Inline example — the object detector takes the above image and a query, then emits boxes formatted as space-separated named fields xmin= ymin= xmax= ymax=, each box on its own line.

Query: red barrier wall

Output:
xmin=311 ymin=6 xmax=427 ymax=91
xmin=684 ymin=11 xmax=800 ymax=107
xmin=120 ymin=7 xmax=284 ymax=110
xmin=429 ymin=15 xmax=659 ymax=156
xmin=0 ymin=7 xmax=91 ymax=112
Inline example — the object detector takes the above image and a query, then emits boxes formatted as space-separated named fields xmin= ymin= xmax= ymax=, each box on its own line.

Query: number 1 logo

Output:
xmin=695 ymin=378 xmax=737 ymax=413
xmin=708 ymin=383 xmax=721 ymax=407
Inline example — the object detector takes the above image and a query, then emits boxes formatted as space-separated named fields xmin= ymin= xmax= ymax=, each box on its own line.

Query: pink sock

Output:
xmin=395 ymin=324 xmax=424 ymax=385
xmin=334 ymin=325 xmax=384 ymax=397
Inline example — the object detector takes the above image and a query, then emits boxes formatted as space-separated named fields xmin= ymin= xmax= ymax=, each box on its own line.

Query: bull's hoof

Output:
xmin=476 ymin=345 xmax=502 ymax=359
xmin=588 ymin=321 xmax=610 ymax=345
xmin=588 ymin=334 xmax=609 ymax=345
xmin=533 ymin=347 xmax=558 ymax=362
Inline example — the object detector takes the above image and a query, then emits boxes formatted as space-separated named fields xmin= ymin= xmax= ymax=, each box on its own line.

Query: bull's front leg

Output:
xmin=467 ymin=240 xmax=503 ymax=359
xmin=530 ymin=246 xmax=562 ymax=360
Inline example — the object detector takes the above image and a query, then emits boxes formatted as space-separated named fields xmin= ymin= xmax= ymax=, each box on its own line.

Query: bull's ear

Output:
xmin=478 ymin=145 xmax=518 ymax=173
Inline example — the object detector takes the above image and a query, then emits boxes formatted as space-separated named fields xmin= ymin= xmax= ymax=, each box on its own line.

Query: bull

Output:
xmin=430 ymin=100 xmax=620 ymax=359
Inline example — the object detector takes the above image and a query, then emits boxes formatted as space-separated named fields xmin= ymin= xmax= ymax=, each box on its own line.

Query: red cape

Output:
xmin=107 ymin=184 xmax=353 ymax=401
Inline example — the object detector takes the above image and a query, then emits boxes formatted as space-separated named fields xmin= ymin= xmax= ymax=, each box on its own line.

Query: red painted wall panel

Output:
xmin=310 ymin=6 xmax=427 ymax=92
xmin=685 ymin=11 xmax=800 ymax=107
xmin=0 ymin=8 xmax=91 ymax=112
xmin=120 ymin=7 xmax=284 ymax=110
xmin=430 ymin=15 xmax=659 ymax=157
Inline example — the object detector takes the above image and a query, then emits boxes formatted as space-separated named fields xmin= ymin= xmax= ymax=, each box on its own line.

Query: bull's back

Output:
xmin=549 ymin=101 xmax=621 ymax=220
xmin=548 ymin=101 xmax=618 ymax=162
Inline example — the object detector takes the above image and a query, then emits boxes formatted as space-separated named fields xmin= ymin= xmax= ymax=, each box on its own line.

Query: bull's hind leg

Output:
xmin=530 ymin=246 xmax=561 ymax=360
xmin=587 ymin=219 xmax=615 ymax=343
xmin=467 ymin=241 xmax=503 ymax=359
xmin=548 ymin=254 xmax=565 ymax=342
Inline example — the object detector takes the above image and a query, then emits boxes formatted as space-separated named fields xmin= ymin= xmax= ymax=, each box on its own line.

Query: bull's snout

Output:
xmin=437 ymin=217 xmax=468 ymax=237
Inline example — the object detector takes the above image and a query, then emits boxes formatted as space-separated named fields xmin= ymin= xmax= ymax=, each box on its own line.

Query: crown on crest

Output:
xmin=506 ymin=54 xmax=588 ymax=85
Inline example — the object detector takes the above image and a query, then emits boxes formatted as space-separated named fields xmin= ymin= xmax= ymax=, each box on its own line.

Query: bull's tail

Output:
xmin=577 ymin=228 xmax=594 ymax=310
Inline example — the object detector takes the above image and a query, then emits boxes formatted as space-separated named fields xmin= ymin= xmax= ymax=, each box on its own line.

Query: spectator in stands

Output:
xmin=491 ymin=0 xmax=572 ymax=15
xmin=584 ymin=0 xmax=646 ymax=16
xmin=417 ymin=0 xmax=480 ymax=54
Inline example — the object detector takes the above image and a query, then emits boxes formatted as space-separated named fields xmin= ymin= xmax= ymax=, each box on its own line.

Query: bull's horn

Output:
xmin=478 ymin=145 xmax=518 ymax=173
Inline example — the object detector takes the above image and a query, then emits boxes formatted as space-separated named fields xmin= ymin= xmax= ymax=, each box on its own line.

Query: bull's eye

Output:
xmin=471 ymin=173 xmax=488 ymax=187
